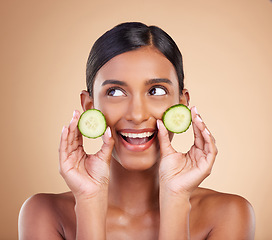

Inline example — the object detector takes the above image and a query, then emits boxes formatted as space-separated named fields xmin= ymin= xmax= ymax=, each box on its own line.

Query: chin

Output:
xmin=112 ymin=144 xmax=160 ymax=172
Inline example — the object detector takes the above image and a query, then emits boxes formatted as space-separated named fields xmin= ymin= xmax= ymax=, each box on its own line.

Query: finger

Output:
xmin=202 ymin=127 xmax=217 ymax=156
xmin=96 ymin=127 xmax=115 ymax=166
xmin=67 ymin=110 xmax=83 ymax=153
xmin=156 ymin=119 xmax=176 ymax=158
xmin=191 ymin=106 xmax=216 ymax=147
xmin=191 ymin=106 xmax=205 ymax=150
xmin=71 ymin=110 xmax=83 ymax=147
xmin=191 ymin=106 xmax=217 ymax=164
xmin=59 ymin=126 xmax=68 ymax=169
xmin=201 ymin=127 xmax=218 ymax=169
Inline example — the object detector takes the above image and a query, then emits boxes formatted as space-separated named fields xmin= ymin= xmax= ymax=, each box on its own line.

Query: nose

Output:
xmin=125 ymin=94 xmax=149 ymax=124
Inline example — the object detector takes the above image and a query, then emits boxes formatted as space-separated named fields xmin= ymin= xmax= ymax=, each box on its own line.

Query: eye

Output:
xmin=107 ymin=88 xmax=126 ymax=97
xmin=149 ymin=86 xmax=167 ymax=96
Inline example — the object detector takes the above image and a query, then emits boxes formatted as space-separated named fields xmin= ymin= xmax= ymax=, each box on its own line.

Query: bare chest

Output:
xmin=59 ymin=203 xmax=213 ymax=240
xmin=106 ymin=210 xmax=160 ymax=240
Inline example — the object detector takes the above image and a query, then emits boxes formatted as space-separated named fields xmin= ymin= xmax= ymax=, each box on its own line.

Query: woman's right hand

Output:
xmin=59 ymin=110 xmax=114 ymax=201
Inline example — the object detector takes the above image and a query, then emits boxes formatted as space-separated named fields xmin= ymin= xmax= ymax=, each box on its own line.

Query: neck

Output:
xmin=108 ymin=159 xmax=160 ymax=216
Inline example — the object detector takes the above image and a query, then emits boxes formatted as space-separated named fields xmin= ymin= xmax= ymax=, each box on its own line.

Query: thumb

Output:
xmin=157 ymin=119 xmax=176 ymax=158
xmin=97 ymin=127 xmax=115 ymax=165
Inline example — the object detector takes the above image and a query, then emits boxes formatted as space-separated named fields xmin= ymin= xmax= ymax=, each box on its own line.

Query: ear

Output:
xmin=179 ymin=89 xmax=190 ymax=106
xmin=80 ymin=90 xmax=94 ymax=111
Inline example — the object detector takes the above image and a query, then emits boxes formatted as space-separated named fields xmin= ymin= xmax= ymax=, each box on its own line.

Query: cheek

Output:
xmin=93 ymin=92 xmax=127 ymax=127
xmin=148 ymin=97 xmax=180 ymax=119
xmin=150 ymin=104 xmax=167 ymax=120
xmin=99 ymin=103 xmax=127 ymax=127
xmin=95 ymin=95 xmax=180 ymax=126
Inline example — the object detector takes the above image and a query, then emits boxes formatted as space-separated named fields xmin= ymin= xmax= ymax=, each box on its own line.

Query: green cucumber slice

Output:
xmin=78 ymin=109 xmax=107 ymax=138
xmin=162 ymin=104 xmax=192 ymax=133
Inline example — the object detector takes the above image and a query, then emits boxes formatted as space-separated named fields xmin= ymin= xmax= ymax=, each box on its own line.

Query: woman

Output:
xmin=19 ymin=22 xmax=255 ymax=239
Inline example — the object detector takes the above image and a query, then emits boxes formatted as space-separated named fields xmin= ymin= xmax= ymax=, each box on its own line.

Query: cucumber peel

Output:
xmin=78 ymin=109 xmax=107 ymax=138
xmin=162 ymin=104 xmax=192 ymax=133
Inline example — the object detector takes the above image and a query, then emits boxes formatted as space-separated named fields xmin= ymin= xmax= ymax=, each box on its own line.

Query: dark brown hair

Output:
xmin=86 ymin=22 xmax=184 ymax=96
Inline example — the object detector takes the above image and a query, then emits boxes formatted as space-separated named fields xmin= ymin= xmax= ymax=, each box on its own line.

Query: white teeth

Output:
xmin=120 ymin=132 xmax=154 ymax=138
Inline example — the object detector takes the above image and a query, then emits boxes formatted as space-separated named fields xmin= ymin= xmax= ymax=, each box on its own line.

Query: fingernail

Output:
xmin=107 ymin=127 xmax=112 ymax=138
xmin=194 ymin=106 xmax=198 ymax=114
xmin=205 ymin=128 xmax=210 ymax=135
xmin=62 ymin=126 xmax=66 ymax=132
xmin=73 ymin=110 xmax=76 ymax=118
xmin=157 ymin=120 xmax=160 ymax=130
xmin=197 ymin=115 xmax=203 ymax=122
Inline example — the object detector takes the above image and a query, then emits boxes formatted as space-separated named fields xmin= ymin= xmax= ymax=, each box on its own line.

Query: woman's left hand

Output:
xmin=157 ymin=106 xmax=218 ymax=197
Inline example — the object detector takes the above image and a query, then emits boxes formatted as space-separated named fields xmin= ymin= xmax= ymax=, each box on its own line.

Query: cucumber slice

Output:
xmin=162 ymin=104 xmax=192 ymax=133
xmin=78 ymin=109 xmax=107 ymax=138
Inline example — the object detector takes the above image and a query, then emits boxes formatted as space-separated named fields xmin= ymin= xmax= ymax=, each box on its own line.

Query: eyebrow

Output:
xmin=101 ymin=78 xmax=173 ymax=87
xmin=101 ymin=80 xmax=128 ymax=86
xmin=145 ymin=78 xmax=173 ymax=86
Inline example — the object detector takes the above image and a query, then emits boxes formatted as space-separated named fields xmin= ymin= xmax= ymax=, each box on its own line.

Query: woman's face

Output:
xmin=90 ymin=46 xmax=188 ymax=171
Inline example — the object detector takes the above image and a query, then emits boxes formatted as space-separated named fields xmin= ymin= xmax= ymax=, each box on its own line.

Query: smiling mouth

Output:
xmin=119 ymin=132 xmax=155 ymax=145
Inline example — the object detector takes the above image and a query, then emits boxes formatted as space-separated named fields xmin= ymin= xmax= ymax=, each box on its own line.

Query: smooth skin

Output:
xmin=18 ymin=46 xmax=255 ymax=239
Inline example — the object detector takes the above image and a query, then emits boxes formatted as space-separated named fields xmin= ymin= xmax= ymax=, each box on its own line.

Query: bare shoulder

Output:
xmin=19 ymin=192 xmax=75 ymax=240
xmin=191 ymin=187 xmax=255 ymax=239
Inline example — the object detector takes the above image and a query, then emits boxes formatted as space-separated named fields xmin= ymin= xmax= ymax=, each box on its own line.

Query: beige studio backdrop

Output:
xmin=1 ymin=0 xmax=272 ymax=239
